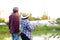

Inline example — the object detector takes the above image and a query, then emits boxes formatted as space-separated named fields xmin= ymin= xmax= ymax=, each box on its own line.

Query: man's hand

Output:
xmin=18 ymin=32 xmax=21 ymax=36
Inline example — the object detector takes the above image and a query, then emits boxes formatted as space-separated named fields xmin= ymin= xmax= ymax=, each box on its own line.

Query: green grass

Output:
xmin=0 ymin=25 xmax=10 ymax=40
xmin=0 ymin=25 xmax=9 ymax=33
xmin=0 ymin=25 xmax=60 ymax=40
xmin=32 ymin=25 xmax=60 ymax=35
xmin=0 ymin=33 xmax=11 ymax=40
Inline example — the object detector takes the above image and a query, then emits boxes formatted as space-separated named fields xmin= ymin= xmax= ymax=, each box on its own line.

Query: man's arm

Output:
xmin=26 ymin=20 xmax=35 ymax=30
xmin=9 ymin=15 xmax=13 ymax=29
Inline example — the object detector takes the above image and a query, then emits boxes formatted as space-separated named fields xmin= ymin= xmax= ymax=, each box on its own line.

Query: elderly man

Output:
xmin=20 ymin=13 xmax=37 ymax=40
xmin=9 ymin=7 xmax=20 ymax=40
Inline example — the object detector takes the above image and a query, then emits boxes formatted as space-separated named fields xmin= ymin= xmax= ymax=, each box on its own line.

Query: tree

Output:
xmin=0 ymin=18 xmax=5 ymax=22
xmin=56 ymin=18 xmax=60 ymax=25
xmin=41 ymin=14 xmax=48 ymax=20
xmin=29 ymin=13 xmax=32 ymax=21
xmin=41 ymin=11 xmax=51 ymax=20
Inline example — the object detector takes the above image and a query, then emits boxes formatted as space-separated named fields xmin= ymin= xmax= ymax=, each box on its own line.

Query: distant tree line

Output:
xmin=28 ymin=13 xmax=51 ymax=21
xmin=56 ymin=18 xmax=60 ymax=25
xmin=0 ymin=18 xmax=5 ymax=22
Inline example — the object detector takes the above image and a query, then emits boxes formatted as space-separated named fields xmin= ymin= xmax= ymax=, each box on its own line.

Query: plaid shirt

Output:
xmin=21 ymin=18 xmax=35 ymax=39
xmin=9 ymin=13 xmax=20 ymax=34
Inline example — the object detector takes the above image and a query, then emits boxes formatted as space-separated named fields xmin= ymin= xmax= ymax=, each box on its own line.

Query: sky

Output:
xmin=0 ymin=0 xmax=60 ymax=21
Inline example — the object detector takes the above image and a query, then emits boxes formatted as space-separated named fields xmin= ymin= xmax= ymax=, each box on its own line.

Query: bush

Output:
xmin=56 ymin=18 xmax=60 ymax=25
xmin=0 ymin=18 xmax=5 ymax=22
xmin=0 ymin=25 xmax=9 ymax=33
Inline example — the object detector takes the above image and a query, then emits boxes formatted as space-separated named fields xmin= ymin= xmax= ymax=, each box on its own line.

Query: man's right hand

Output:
xmin=18 ymin=32 xmax=21 ymax=36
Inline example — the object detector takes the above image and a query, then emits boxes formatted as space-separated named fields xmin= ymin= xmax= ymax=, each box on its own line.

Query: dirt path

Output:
xmin=4 ymin=36 xmax=44 ymax=40
xmin=4 ymin=37 xmax=12 ymax=40
xmin=4 ymin=36 xmax=22 ymax=40
xmin=4 ymin=34 xmax=60 ymax=40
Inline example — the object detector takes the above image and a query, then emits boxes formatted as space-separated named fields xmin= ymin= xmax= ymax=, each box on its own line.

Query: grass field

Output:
xmin=0 ymin=25 xmax=60 ymax=40
xmin=0 ymin=25 xmax=10 ymax=40
xmin=33 ymin=25 xmax=60 ymax=35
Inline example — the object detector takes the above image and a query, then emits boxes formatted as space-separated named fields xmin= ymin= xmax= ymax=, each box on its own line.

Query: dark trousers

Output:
xmin=21 ymin=33 xmax=30 ymax=40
